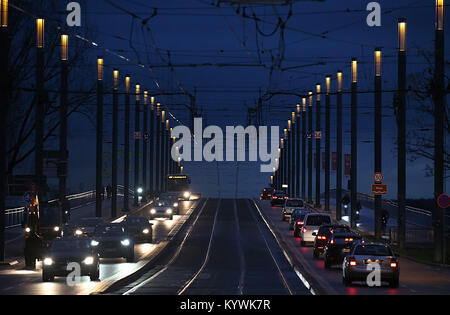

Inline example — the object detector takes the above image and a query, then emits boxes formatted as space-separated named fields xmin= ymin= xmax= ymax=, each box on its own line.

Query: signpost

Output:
xmin=372 ymin=184 xmax=388 ymax=195
xmin=437 ymin=194 xmax=450 ymax=209
xmin=373 ymin=172 xmax=384 ymax=184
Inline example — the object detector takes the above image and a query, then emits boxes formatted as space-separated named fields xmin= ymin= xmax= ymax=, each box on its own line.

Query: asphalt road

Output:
xmin=115 ymin=199 xmax=310 ymax=295
xmin=256 ymin=200 xmax=450 ymax=295
xmin=0 ymin=198 xmax=198 ymax=295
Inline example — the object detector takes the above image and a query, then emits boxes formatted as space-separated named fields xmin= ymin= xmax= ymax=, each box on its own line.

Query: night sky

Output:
xmin=14 ymin=0 xmax=449 ymax=199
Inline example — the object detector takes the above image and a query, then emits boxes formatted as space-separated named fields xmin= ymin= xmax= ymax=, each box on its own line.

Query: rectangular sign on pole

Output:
xmin=372 ymin=184 xmax=388 ymax=195
xmin=344 ymin=154 xmax=351 ymax=176
xmin=332 ymin=152 xmax=337 ymax=171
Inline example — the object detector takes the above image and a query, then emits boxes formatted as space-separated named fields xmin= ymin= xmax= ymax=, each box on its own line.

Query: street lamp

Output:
xmin=288 ymin=120 xmax=291 ymax=132
xmin=1 ymin=0 xmax=7 ymax=27
xmin=113 ymin=69 xmax=119 ymax=90
xmin=308 ymin=91 xmax=313 ymax=107
xmin=36 ymin=18 xmax=44 ymax=48
xmin=398 ymin=19 xmax=407 ymax=52
xmin=135 ymin=84 xmax=140 ymax=101
xmin=352 ymin=58 xmax=358 ymax=83
xmin=97 ymin=57 xmax=103 ymax=81
xmin=61 ymin=34 xmax=68 ymax=61
xmin=326 ymin=76 xmax=331 ymax=95
xmin=375 ymin=48 xmax=382 ymax=77
xmin=316 ymin=84 xmax=321 ymax=101
xmin=144 ymin=90 xmax=148 ymax=105
xmin=337 ymin=71 xmax=343 ymax=93
xmin=303 ymin=98 xmax=306 ymax=112
xmin=125 ymin=76 xmax=130 ymax=93
xmin=436 ymin=0 xmax=444 ymax=31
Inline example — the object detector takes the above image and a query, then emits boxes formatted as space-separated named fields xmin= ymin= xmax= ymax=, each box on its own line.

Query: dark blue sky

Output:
xmin=16 ymin=0 xmax=448 ymax=199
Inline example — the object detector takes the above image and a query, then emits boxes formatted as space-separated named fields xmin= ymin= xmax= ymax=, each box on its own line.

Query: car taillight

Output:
xmin=318 ymin=236 xmax=327 ymax=240
xmin=349 ymin=257 xmax=357 ymax=267
xmin=284 ymin=196 xmax=288 ymax=199
xmin=273 ymin=196 xmax=277 ymax=199
xmin=302 ymin=227 xmax=307 ymax=233
xmin=390 ymin=259 xmax=398 ymax=268
xmin=330 ymin=239 xmax=334 ymax=244
xmin=297 ymin=221 xmax=303 ymax=225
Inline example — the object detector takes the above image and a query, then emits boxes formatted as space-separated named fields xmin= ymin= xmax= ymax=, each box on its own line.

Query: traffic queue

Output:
xmin=262 ymin=188 xmax=400 ymax=288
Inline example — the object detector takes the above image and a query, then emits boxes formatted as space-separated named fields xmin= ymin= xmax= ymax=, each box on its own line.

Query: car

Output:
xmin=73 ymin=218 xmax=105 ymax=237
xmin=342 ymin=243 xmax=400 ymax=288
xmin=271 ymin=192 xmax=288 ymax=207
xmin=150 ymin=200 xmax=174 ymax=220
xmin=260 ymin=188 xmax=273 ymax=200
xmin=299 ymin=213 xmax=332 ymax=247
xmin=282 ymin=198 xmax=305 ymax=221
xmin=90 ymin=223 xmax=135 ymax=262
xmin=42 ymin=237 xmax=100 ymax=282
xmin=159 ymin=192 xmax=181 ymax=214
xmin=289 ymin=208 xmax=311 ymax=231
xmin=123 ymin=216 xmax=153 ymax=244
xmin=312 ymin=225 xmax=352 ymax=259
xmin=323 ymin=232 xmax=362 ymax=268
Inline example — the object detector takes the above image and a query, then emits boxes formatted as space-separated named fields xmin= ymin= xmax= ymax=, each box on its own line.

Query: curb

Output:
xmin=95 ymin=199 xmax=206 ymax=295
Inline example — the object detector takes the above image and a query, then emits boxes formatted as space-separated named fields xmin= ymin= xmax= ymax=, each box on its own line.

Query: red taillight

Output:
xmin=284 ymin=196 xmax=288 ymax=199
xmin=273 ymin=196 xmax=278 ymax=200
xmin=349 ymin=257 xmax=357 ymax=267
xmin=330 ymin=239 xmax=334 ymax=244
xmin=302 ymin=227 xmax=307 ymax=233
xmin=297 ymin=221 xmax=303 ymax=225
xmin=390 ymin=259 xmax=398 ymax=268
xmin=318 ymin=236 xmax=327 ymax=240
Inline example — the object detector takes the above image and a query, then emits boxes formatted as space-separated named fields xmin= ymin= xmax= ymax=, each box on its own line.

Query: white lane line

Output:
xmin=123 ymin=199 xmax=209 ymax=295
xmin=252 ymin=200 xmax=317 ymax=295
xmin=233 ymin=199 xmax=246 ymax=295
xmin=178 ymin=199 xmax=222 ymax=295
xmin=246 ymin=199 xmax=293 ymax=296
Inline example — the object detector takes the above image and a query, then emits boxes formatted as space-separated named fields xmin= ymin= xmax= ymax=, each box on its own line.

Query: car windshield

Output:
xmin=354 ymin=245 xmax=392 ymax=256
xmin=332 ymin=227 xmax=351 ymax=234
xmin=306 ymin=215 xmax=331 ymax=226
xmin=126 ymin=217 xmax=146 ymax=225
xmin=94 ymin=224 xmax=125 ymax=236
xmin=80 ymin=219 xmax=103 ymax=227
xmin=286 ymin=200 xmax=304 ymax=207
xmin=292 ymin=209 xmax=306 ymax=216
xmin=156 ymin=200 xmax=170 ymax=207
xmin=52 ymin=239 xmax=91 ymax=251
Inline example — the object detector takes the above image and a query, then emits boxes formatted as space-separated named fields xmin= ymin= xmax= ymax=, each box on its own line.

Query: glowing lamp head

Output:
xmin=113 ymin=69 xmax=119 ymax=90
xmin=1 ymin=0 xmax=8 ymax=28
xmin=398 ymin=19 xmax=407 ymax=52
xmin=97 ymin=57 xmax=104 ymax=81
xmin=374 ymin=48 xmax=382 ymax=77
xmin=36 ymin=18 xmax=45 ymax=48
xmin=125 ymin=76 xmax=131 ymax=93
xmin=61 ymin=34 xmax=69 ymax=61
xmin=351 ymin=58 xmax=358 ymax=83
xmin=436 ymin=0 xmax=444 ymax=30
xmin=337 ymin=71 xmax=343 ymax=92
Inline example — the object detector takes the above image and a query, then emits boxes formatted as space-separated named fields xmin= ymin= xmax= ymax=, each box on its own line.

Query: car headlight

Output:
xmin=137 ymin=187 xmax=144 ymax=194
xmin=150 ymin=209 xmax=156 ymax=215
xmin=166 ymin=209 xmax=173 ymax=214
xmin=75 ymin=229 xmax=83 ymax=236
xmin=121 ymin=239 xmax=130 ymax=246
xmin=25 ymin=227 xmax=31 ymax=233
xmin=143 ymin=228 xmax=150 ymax=234
xmin=54 ymin=226 xmax=60 ymax=232
xmin=43 ymin=258 xmax=53 ymax=266
xmin=173 ymin=202 xmax=179 ymax=207
xmin=83 ymin=256 xmax=94 ymax=265
xmin=91 ymin=240 xmax=99 ymax=247
xmin=184 ymin=191 xmax=190 ymax=198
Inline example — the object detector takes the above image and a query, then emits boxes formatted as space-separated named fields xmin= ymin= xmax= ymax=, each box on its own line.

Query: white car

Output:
xmin=282 ymin=198 xmax=306 ymax=221
xmin=299 ymin=213 xmax=332 ymax=246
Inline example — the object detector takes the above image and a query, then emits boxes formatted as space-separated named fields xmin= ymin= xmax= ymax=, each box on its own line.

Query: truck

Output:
xmin=167 ymin=174 xmax=191 ymax=201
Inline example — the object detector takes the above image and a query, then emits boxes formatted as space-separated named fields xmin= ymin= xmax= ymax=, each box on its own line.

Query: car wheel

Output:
xmin=90 ymin=267 xmax=100 ymax=281
xmin=126 ymin=251 xmax=135 ymax=263
xmin=342 ymin=275 xmax=352 ymax=287
xmin=42 ymin=271 xmax=54 ymax=282
xmin=313 ymin=249 xmax=319 ymax=259
xmin=389 ymin=278 xmax=399 ymax=288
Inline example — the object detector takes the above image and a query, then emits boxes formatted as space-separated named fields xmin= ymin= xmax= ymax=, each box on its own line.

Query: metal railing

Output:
xmin=4 ymin=186 xmax=133 ymax=229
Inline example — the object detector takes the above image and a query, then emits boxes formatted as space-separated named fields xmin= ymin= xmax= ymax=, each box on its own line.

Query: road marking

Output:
xmin=178 ymin=199 xmax=222 ymax=295
xmin=123 ymin=199 xmax=209 ymax=295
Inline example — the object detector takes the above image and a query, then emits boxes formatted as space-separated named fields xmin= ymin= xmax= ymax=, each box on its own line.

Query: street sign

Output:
xmin=134 ymin=131 xmax=141 ymax=140
xmin=437 ymin=194 xmax=450 ymax=209
xmin=373 ymin=172 xmax=384 ymax=184
xmin=314 ymin=131 xmax=322 ymax=139
xmin=372 ymin=184 xmax=388 ymax=195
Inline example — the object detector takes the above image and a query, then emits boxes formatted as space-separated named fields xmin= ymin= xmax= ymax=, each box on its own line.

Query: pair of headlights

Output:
xmin=90 ymin=239 xmax=130 ymax=247
xmin=150 ymin=208 xmax=173 ymax=215
xmin=25 ymin=226 xmax=60 ymax=233
xmin=43 ymin=256 xmax=95 ymax=266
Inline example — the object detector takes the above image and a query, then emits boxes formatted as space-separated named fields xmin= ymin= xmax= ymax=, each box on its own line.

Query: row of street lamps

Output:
xmin=273 ymin=1 xmax=446 ymax=263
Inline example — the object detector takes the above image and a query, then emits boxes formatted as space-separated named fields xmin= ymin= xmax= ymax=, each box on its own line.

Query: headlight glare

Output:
xmin=43 ymin=258 xmax=53 ymax=266
xmin=91 ymin=240 xmax=99 ymax=247
xmin=83 ymin=256 xmax=94 ymax=265
xmin=121 ymin=239 xmax=130 ymax=246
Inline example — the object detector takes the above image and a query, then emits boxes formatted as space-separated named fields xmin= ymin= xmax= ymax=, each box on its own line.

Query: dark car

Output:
xmin=90 ymin=223 xmax=135 ymax=262
xmin=158 ymin=192 xmax=181 ymax=214
xmin=42 ymin=237 xmax=100 ymax=282
xmin=293 ymin=212 xmax=310 ymax=237
xmin=260 ymin=188 xmax=273 ymax=200
xmin=323 ymin=233 xmax=362 ymax=268
xmin=289 ymin=209 xmax=311 ymax=231
xmin=312 ymin=225 xmax=352 ymax=259
xmin=73 ymin=218 xmax=105 ymax=237
xmin=150 ymin=200 xmax=175 ymax=220
xmin=271 ymin=192 xmax=288 ymax=207
xmin=123 ymin=216 xmax=153 ymax=244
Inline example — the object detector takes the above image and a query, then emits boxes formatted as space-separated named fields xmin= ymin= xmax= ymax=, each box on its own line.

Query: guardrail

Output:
xmin=4 ymin=185 xmax=134 ymax=229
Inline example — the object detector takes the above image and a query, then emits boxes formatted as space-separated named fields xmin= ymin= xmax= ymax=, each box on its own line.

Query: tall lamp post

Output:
xmin=325 ymin=76 xmax=331 ymax=212
xmin=123 ymin=76 xmax=131 ymax=212
xmin=134 ymin=84 xmax=141 ymax=206
xmin=308 ymin=91 xmax=313 ymax=204
xmin=350 ymin=58 xmax=358 ymax=229
xmin=0 ymin=0 xmax=9 ymax=262
xmin=96 ymin=57 xmax=104 ymax=218
xmin=302 ymin=98 xmax=306 ymax=200
xmin=155 ymin=104 xmax=161 ymax=194
xmin=336 ymin=71 xmax=343 ymax=221
xmin=397 ymin=19 xmax=407 ymax=247
xmin=36 ymin=18 xmax=45 ymax=205
xmin=374 ymin=48 xmax=383 ymax=239
xmin=149 ymin=97 xmax=155 ymax=198
xmin=434 ymin=0 xmax=446 ymax=263
xmin=296 ymin=104 xmax=301 ymax=198
xmin=315 ymin=84 xmax=321 ymax=208
xmin=59 ymin=34 xmax=69 ymax=205
xmin=142 ymin=91 xmax=148 ymax=200
xmin=111 ymin=69 xmax=119 ymax=218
